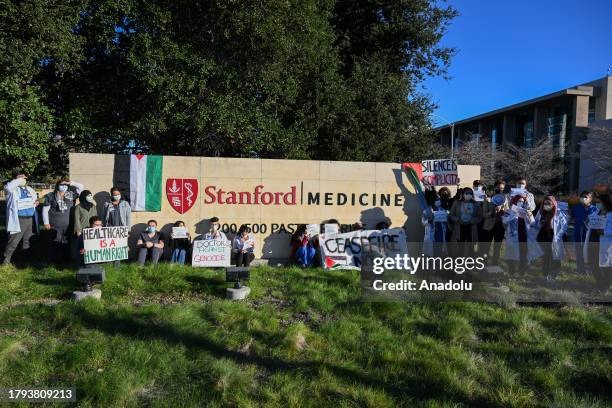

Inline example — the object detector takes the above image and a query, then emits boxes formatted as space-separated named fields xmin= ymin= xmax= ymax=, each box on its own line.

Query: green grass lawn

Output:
xmin=0 ymin=264 xmax=610 ymax=407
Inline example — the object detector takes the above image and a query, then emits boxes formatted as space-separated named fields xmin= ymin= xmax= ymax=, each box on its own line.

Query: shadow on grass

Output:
xmin=55 ymin=305 xmax=485 ymax=405
xmin=183 ymin=274 xmax=227 ymax=297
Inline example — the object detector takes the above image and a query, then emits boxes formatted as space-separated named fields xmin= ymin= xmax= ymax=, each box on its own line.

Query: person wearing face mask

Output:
xmin=502 ymin=194 xmax=537 ymax=275
xmin=531 ymin=195 xmax=568 ymax=281
xmin=2 ymin=172 xmax=40 ymax=265
xmin=570 ymin=191 xmax=598 ymax=275
xmin=71 ymin=190 xmax=98 ymax=264
xmin=437 ymin=187 xmax=453 ymax=210
xmin=136 ymin=220 xmax=164 ymax=265
xmin=449 ymin=187 xmax=482 ymax=256
xmin=204 ymin=217 xmax=227 ymax=240
xmin=42 ymin=177 xmax=84 ymax=264
xmin=103 ymin=187 xmax=132 ymax=228
xmin=422 ymin=194 xmax=448 ymax=257
xmin=78 ymin=216 xmax=104 ymax=267
xmin=489 ymin=180 xmax=509 ymax=264
xmin=514 ymin=178 xmax=536 ymax=211
xmin=103 ymin=187 xmax=132 ymax=266
xmin=584 ymin=193 xmax=611 ymax=290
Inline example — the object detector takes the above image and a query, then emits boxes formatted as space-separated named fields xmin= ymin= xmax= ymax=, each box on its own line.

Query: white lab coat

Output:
xmin=4 ymin=179 xmax=37 ymax=234
xmin=502 ymin=209 xmax=541 ymax=262
xmin=529 ymin=210 xmax=569 ymax=261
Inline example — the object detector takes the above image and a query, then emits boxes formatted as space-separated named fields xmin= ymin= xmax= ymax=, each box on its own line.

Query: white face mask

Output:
xmin=517 ymin=183 xmax=526 ymax=189
xmin=543 ymin=204 xmax=553 ymax=211
xmin=147 ymin=226 xmax=156 ymax=233
xmin=86 ymin=195 xmax=95 ymax=204
xmin=434 ymin=200 xmax=441 ymax=207
xmin=58 ymin=184 xmax=69 ymax=192
xmin=580 ymin=197 xmax=590 ymax=205
xmin=112 ymin=194 xmax=121 ymax=201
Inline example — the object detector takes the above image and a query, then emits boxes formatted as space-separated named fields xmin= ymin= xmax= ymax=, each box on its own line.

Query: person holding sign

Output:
xmin=78 ymin=216 xmax=103 ymax=265
xmin=232 ymin=224 xmax=255 ymax=267
xmin=204 ymin=217 xmax=227 ymax=240
xmin=531 ymin=195 xmax=568 ymax=281
xmin=71 ymin=190 xmax=98 ymax=264
xmin=291 ymin=224 xmax=316 ymax=267
xmin=421 ymin=194 xmax=448 ymax=257
xmin=585 ymin=193 xmax=611 ymax=290
xmin=502 ymin=194 xmax=537 ymax=275
xmin=2 ymin=172 xmax=39 ymax=265
xmin=136 ymin=220 xmax=165 ymax=266
xmin=513 ymin=178 xmax=536 ymax=211
xmin=571 ymin=191 xmax=598 ymax=275
xmin=170 ymin=220 xmax=191 ymax=265
xmin=449 ymin=187 xmax=482 ymax=256
xmin=103 ymin=187 xmax=132 ymax=267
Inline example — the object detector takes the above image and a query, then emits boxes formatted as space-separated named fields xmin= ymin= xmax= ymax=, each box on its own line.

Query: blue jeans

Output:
xmin=296 ymin=245 xmax=316 ymax=267
xmin=171 ymin=248 xmax=187 ymax=265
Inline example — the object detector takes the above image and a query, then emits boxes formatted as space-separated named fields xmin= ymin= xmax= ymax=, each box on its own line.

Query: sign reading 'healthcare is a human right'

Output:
xmin=83 ymin=226 xmax=129 ymax=264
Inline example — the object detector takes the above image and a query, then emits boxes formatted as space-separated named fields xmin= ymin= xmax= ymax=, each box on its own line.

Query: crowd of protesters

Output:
xmin=2 ymin=171 xmax=611 ymax=290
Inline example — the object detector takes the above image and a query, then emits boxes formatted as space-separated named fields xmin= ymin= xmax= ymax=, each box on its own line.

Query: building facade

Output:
xmin=436 ymin=76 xmax=612 ymax=193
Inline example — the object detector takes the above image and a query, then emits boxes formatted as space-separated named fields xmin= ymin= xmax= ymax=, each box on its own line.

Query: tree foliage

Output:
xmin=0 ymin=0 xmax=457 ymax=178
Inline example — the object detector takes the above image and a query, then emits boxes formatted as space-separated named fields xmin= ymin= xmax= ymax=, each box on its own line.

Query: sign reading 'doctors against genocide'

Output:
xmin=192 ymin=239 xmax=232 ymax=267
xmin=320 ymin=228 xmax=408 ymax=270
xmin=421 ymin=159 xmax=459 ymax=186
xmin=83 ymin=226 xmax=129 ymax=264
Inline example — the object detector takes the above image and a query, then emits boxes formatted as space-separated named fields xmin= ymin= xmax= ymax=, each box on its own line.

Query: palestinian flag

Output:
xmin=113 ymin=154 xmax=163 ymax=211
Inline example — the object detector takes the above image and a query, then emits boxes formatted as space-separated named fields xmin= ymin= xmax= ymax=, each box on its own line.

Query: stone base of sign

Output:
xmin=73 ymin=289 xmax=102 ymax=301
xmin=227 ymin=286 xmax=251 ymax=300
xmin=250 ymin=259 xmax=269 ymax=267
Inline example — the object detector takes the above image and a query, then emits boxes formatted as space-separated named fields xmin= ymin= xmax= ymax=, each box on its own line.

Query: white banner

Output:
xmin=421 ymin=159 xmax=459 ymax=186
xmin=319 ymin=228 xmax=408 ymax=270
xmin=192 ymin=239 xmax=232 ymax=267
xmin=600 ymin=236 xmax=612 ymax=267
xmin=83 ymin=226 xmax=129 ymax=264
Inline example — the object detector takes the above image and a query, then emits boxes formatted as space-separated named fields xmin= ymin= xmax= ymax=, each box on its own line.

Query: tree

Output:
xmin=454 ymin=137 xmax=511 ymax=186
xmin=1 ymin=0 xmax=458 ymax=178
xmin=503 ymin=138 xmax=564 ymax=194
xmin=0 ymin=80 xmax=53 ymax=179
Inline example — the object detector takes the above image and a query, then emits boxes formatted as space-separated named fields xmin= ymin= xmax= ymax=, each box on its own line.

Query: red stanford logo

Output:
xmin=166 ymin=179 xmax=199 ymax=214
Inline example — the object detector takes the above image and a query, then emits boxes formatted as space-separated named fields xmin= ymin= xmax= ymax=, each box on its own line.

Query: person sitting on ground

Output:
xmin=170 ymin=220 xmax=191 ymax=265
xmin=204 ymin=217 xmax=227 ymax=240
xmin=232 ymin=224 xmax=255 ymax=267
xmin=291 ymin=224 xmax=316 ymax=267
xmin=136 ymin=220 xmax=164 ymax=266
xmin=79 ymin=216 xmax=103 ymax=266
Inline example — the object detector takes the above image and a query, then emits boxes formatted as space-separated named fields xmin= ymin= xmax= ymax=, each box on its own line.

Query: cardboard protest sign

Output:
xmin=171 ymin=226 xmax=188 ymax=238
xmin=510 ymin=188 xmax=526 ymax=197
xmin=474 ymin=187 xmax=485 ymax=202
xmin=324 ymin=223 xmax=339 ymax=235
xmin=433 ymin=210 xmax=448 ymax=222
xmin=306 ymin=224 xmax=320 ymax=237
xmin=319 ymin=228 xmax=408 ymax=270
xmin=83 ymin=226 xmax=129 ymax=264
xmin=599 ymin=236 xmax=612 ymax=267
xmin=421 ymin=159 xmax=459 ymax=186
xmin=588 ymin=214 xmax=606 ymax=230
xmin=557 ymin=201 xmax=569 ymax=213
xmin=192 ymin=239 xmax=231 ymax=267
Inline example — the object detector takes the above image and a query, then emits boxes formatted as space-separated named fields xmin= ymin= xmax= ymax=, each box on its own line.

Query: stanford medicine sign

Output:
xmin=69 ymin=153 xmax=480 ymax=259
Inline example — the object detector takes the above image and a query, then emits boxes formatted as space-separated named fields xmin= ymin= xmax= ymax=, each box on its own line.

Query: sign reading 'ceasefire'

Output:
xmin=83 ymin=226 xmax=130 ymax=264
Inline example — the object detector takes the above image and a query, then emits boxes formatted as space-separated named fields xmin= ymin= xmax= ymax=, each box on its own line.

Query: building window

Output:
xmin=588 ymin=97 xmax=596 ymax=123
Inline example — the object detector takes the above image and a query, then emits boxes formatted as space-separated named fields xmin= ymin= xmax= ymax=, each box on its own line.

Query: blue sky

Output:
xmin=424 ymin=0 xmax=612 ymax=126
